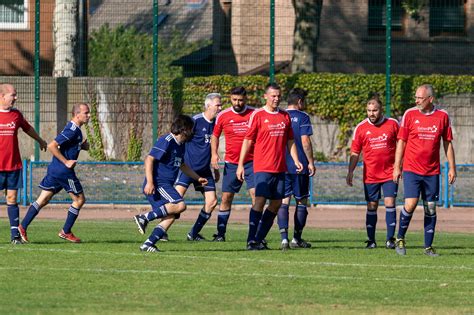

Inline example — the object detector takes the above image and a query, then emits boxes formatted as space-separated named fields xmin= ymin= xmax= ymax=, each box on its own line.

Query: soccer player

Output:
xmin=175 ymin=93 xmax=222 ymax=241
xmin=18 ymin=103 xmax=91 ymax=243
xmin=210 ymin=87 xmax=255 ymax=242
xmin=393 ymin=84 xmax=456 ymax=257
xmin=346 ymin=94 xmax=399 ymax=249
xmin=133 ymin=115 xmax=208 ymax=252
xmin=0 ymin=83 xmax=47 ymax=244
xmin=237 ymin=83 xmax=302 ymax=250
xmin=277 ymin=88 xmax=316 ymax=251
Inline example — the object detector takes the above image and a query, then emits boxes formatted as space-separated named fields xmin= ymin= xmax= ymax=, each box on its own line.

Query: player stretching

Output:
xmin=237 ymin=83 xmax=302 ymax=250
xmin=133 ymin=115 xmax=207 ymax=252
xmin=277 ymin=88 xmax=316 ymax=251
xmin=0 ymin=83 xmax=47 ymax=244
xmin=210 ymin=87 xmax=255 ymax=241
xmin=19 ymin=103 xmax=90 ymax=243
xmin=176 ymin=93 xmax=222 ymax=241
xmin=393 ymin=84 xmax=456 ymax=257
xmin=346 ymin=94 xmax=399 ymax=249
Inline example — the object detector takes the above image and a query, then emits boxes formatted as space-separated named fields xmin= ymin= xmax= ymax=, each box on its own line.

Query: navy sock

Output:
xmin=189 ymin=208 xmax=211 ymax=237
xmin=216 ymin=209 xmax=231 ymax=237
xmin=145 ymin=225 xmax=167 ymax=246
xmin=277 ymin=204 xmax=289 ymax=241
xmin=397 ymin=208 xmax=413 ymax=239
xmin=255 ymin=209 xmax=277 ymax=243
xmin=146 ymin=204 xmax=168 ymax=221
xmin=294 ymin=204 xmax=308 ymax=241
xmin=424 ymin=214 xmax=437 ymax=248
xmin=63 ymin=206 xmax=80 ymax=233
xmin=7 ymin=204 xmax=20 ymax=239
xmin=247 ymin=208 xmax=263 ymax=243
xmin=21 ymin=202 xmax=42 ymax=229
xmin=385 ymin=207 xmax=397 ymax=240
xmin=366 ymin=209 xmax=377 ymax=242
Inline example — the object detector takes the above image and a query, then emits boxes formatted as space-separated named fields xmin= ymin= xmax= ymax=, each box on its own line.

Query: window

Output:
xmin=368 ymin=0 xmax=404 ymax=36
xmin=430 ymin=0 xmax=466 ymax=36
xmin=0 ymin=0 xmax=28 ymax=30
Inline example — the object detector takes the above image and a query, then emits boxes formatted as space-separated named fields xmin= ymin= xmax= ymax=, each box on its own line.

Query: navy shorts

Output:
xmin=39 ymin=173 xmax=83 ymax=195
xmin=222 ymin=161 xmax=255 ymax=193
xmin=254 ymin=172 xmax=285 ymax=200
xmin=0 ymin=170 xmax=23 ymax=190
xmin=175 ymin=168 xmax=216 ymax=192
xmin=284 ymin=173 xmax=310 ymax=200
xmin=144 ymin=182 xmax=184 ymax=210
xmin=403 ymin=171 xmax=439 ymax=201
xmin=364 ymin=180 xmax=398 ymax=202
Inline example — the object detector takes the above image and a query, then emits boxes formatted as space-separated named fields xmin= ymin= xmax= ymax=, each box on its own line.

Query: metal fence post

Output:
xmin=22 ymin=159 xmax=28 ymax=206
xmin=269 ymin=0 xmax=275 ymax=84
xmin=152 ymin=0 xmax=159 ymax=142
xmin=385 ymin=0 xmax=391 ymax=117
xmin=443 ymin=161 xmax=449 ymax=208
xmin=34 ymin=0 xmax=41 ymax=161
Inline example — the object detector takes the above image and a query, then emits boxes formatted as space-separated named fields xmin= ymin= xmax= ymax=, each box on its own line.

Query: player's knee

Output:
xmin=176 ymin=202 xmax=186 ymax=213
xmin=423 ymin=201 xmax=436 ymax=217
xmin=207 ymin=197 xmax=218 ymax=210
xmin=6 ymin=196 xmax=17 ymax=205
xmin=297 ymin=198 xmax=308 ymax=206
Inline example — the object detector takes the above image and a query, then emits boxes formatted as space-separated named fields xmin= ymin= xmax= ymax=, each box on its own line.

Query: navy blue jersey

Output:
xmin=184 ymin=113 xmax=214 ymax=172
xmin=148 ymin=133 xmax=185 ymax=186
xmin=47 ymin=121 xmax=83 ymax=176
xmin=286 ymin=109 xmax=313 ymax=174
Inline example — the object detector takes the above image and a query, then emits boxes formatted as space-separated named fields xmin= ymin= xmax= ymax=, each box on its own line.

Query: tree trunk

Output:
xmin=291 ymin=0 xmax=323 ymax=73
xmin=53 ymin=0 xmax=78 ymax=77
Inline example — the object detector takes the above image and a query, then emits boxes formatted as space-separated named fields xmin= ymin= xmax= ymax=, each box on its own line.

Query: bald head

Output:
xmin=0 ymin=83 xmax=17 ymax=109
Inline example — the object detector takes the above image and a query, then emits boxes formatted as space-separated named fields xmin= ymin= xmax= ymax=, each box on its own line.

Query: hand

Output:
xmin=211 ymin=154 xmax=221 ymax=170
xmin=81 ymin=139 xmax=90 ymax=151
xmin=214 ymin=168 xmax=220 ymax=183
xmin=143 ymin=182 xmax=155 ymax=195
xmin=448 ymin=169 xmax=457 ymax=185
xmin=198 ymin=177 xmax=208 ymax=186
xmin=236 ymin=165 xmax=244 ymax=182
xmin=64 ymin=160 xmax=77 ymax=169
xmin=393 ymin=168 xmax=402 ymax=184
xmin=295 ymin=161 xmax=303 ymax=173
xmin=346 ymin=172 xmax=353 ymax=187
xmin=308 ymin=163 xmax=316 ymax=177
xmin=39 ymin=139 xmax=47 ymax=151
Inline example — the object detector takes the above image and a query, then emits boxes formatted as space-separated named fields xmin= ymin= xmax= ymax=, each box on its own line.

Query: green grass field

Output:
xmin=0 ymin=219 xmax=472 ymax=314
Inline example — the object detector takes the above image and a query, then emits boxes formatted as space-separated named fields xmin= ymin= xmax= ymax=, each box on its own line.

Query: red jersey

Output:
xmin=245 ymin=107 xmax=294 ymax=173
xmin=213 ymin=106 xmax=255 ymax=164
xmin=351 ymin=117 xmax=399 ymax=183
xmin=398 ymin=106 xmax=453 ymax=176
xmin=0 ymin=108 xmax=32 ymax=171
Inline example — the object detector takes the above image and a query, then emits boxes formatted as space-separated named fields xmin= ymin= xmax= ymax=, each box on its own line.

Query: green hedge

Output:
xmin=176 ymin=73 xmax=473 ymax=156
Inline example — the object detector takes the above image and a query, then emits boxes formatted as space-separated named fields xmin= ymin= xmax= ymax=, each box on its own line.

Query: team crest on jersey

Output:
xmin=291 ymin=117 xmax=298 ymax=123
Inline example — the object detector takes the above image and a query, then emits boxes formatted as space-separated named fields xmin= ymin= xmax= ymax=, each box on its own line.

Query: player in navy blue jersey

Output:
xmin=18 ymin=103 xmax=91 ymax=243
xmin=175 ymin=93 xmax=222 ymax=241
xmin=276 ymin=88 xmax=316 ymax=250
xmin=133 ymin=114 xmax=208 ymax=252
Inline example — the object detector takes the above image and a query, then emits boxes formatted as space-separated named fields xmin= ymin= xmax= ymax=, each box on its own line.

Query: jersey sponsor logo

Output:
xmin=417 ymin=124 xmax=438 ymax=141
xmin=368 ymin=133 xmax=388 ymax=143
xmin=417 ymin=125 xmax=438 ymax=133
xmin=268 ymin=122 xmax=286 ymax=130
xmin=0 ymin=121 xmax=16 ymax=128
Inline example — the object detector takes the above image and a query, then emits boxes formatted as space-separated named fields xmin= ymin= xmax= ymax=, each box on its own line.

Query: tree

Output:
xmin=291 ymin=0 xmax=323 ymax=73
xmin=53 ymin=0 xmax=78 ymax=77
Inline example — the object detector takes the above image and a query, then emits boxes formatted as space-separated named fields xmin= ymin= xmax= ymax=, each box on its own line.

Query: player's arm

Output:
xmin=443 ymin=140 xmax=457 ymax=184
xmin=180 ymin=163 xmax=208 ymax=186
xmin=287 ymin=139 xmax=303 ymax=173
xmin=236 ymin=139 xmax=253 ymax=181
xmin=47 ymin=140 xmax=76 ymax=169
xmin=24 ymin=126 xmax=47 ymax=151
xmin=302 ymin=134 xmax=315 ymax=176
xmin=393 ymin=139 xmax=406 ymax=183
xmin=143 ymin=155 xmax=155 ymax=195
xmin=346 ymin=152 xmax=360 ymax=187
xmin=210 ymin=135 xmax=221 ymax=170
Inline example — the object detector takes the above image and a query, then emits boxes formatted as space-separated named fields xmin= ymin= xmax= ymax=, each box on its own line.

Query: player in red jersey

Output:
xmin=0 ymin=83 xmax=47 ymax=244
xmin=346 ymin=94 xmax=399 ymax=249
xmin=393 ymin=84 xmax=456 ymax=257
xmin=237 ymin=83 xmax=302 ymax=250
xmin=210 ymin=87 xmax=255 ymax=241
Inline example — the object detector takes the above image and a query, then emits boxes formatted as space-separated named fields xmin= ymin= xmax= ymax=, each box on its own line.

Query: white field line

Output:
xmin=0 ymin=266 xmax=472 ymax=285
xmin=1 ymin=246 xmax=473 ymax=271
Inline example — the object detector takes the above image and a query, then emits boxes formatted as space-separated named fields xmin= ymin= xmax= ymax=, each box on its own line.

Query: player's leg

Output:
xmin=382 ymin=180 xmax=398 ymax=249
xmin=20 ymin=189 xmax=55 ymax=242
xmin=3 ymin=170 xmax=23 ymax=243
xmin=247 ymin=172 xmax=270 ymax=246
xmin=58 ymin=191 xmax=85 ymax=243
xmin=421 ymin=175 xmax=440 ymax=256
xmin=141 ymin=213 xmax=177 ymax=252
xmin=214 ymin=191 xmax=234 ymax=241
xmin=277 ymin=174 xmax=292 ymax=248
xmin=363 ymin=183 xmax=380 ymax=249
xmin=291 ymin=174 xmax=311 ymax=248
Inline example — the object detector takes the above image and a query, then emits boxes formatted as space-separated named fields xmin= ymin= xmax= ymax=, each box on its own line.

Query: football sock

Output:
xmin=147 ymin=204 xmax=168 ymax=221
xmin=397 ymin=207 xmax=413 ymax=239
xmin=294 ymin=204 xmax=308 ymax=241
xmin=424 ymin=213 xmax=437 ymax=248
xmin=63 ymin=206 xmax=80 ymax=233
xmin=277 ymin=204 xmax=289 ymax=241
xmin=385 ymin=206 xmax=397 ymax=240
xmin=21 ymin=202 xmax=42 ymax=229
xmin=247 ymin=208 xmax=262 ymax=243
xmin=7 ymin=204 xmax=20 ymax=239
xmin=189 ymin=208 xmax=211 ymax=237
xmin=366 ymin=209 xmax=377 ymax=241
xmin=255 ymin=209 xmax=277 ymax=243
xmin=216 ymin=209 xmax=231 ymax=237
xmin=145 ymin=225 xmax=167 ymax=246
